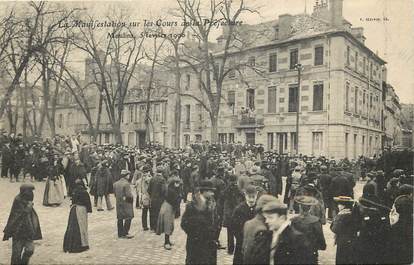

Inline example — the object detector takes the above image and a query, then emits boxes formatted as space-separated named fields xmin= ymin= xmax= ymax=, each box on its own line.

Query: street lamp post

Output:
xmin=295 ymin=63 xmax=303 ymax=155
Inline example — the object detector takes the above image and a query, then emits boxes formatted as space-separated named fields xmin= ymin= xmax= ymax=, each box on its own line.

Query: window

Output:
xmin=185 ymin=74 xmax=191 ymax=90
xmin=129 ymin=105 xmax=134 ymax=122
xmin=363 ymin=57 xmax=366 ymax=75
xmin=370 ymin=62 xmax=373 ymax=78
xmin=248 ymin=56 xmax=256 ymax=67
xmin=162 ymin=103 xmax=167 ymax=123
xmin=268 ymin=133 xmax=274 ymax=150
xmin=139 ymin=105 xmax=145 ymax=124
xmin=353 ymin=134 xmax=357 ymax=159
xmin=184 ymin=135 xmax=190 ymax=146
xmin=196 ymin=104 xmax=203 ymax=123
xmin=355 ymin=51 xmax=358 ymax=71
xmin=345 ymin=82 xmax=350 ymax=111
xmin=346 ymin=46 xmax=350 ymax=65
xmin=288 ymin=86 xmax=299 ymax=112
xmin=104 ymin=133 xmax=110 ymax=144
xmin=362 ymin=135 xmax=365 ymax=155
xmin=66 ymin=112 xmax=73 ymax=125
xmin=290 ymin=49 xmax=298 ymax=69
xmin=290 ymin=132 xmax=297 ymax=153
xmin=229 ymin=133 xmax=235 ymax=143
xmin=246 ymin=89 xmax=255 ymax=110
xmin=269 ymin=53 xmax=277 ymax=72
xmin=314 ymin=46 xmax=324 ymax=66
xmin=134 ymin=105 xmax=138 ymax=122
xmin=58 ymin=113 xmax=63 ymax=129
xmin=218 ymin=133 xmax=227 ymax=144
xmin=185 ymin=104 xmax=191 ymax=129
xmin=370 ymin=93 xmax=373 ymax=108
xmin=345 ymin=133 xmax=349 ymax=158
xmin=154 ymin=104 xmax=160 ymax=122
xmin=313 ymin=83 xmax=324 ymax=111
xmin=354 ymin=88 xmax=358 ymax=113
xmin=228 ymin=91 xmax=235 ymax=105
xmin=312 ymin=132 xmax=323 ymax=155
xmin=268 ymin=86 xmax=277 ymax=113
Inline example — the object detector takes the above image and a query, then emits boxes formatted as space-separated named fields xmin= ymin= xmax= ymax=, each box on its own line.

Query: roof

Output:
xmin=214 ymin=13 xmax=386 ymax=64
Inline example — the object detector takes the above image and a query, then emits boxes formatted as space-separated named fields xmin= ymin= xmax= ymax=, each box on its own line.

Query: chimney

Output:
xmin=278 ymin=14 xmax=294 ymax=39
xmin=351 ymin=27 xmax=366 ymax=43
xmin=329 ymin=0 xmax=343 ymax=28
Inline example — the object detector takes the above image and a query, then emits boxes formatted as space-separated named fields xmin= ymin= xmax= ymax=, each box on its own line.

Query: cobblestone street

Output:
xmin=0 ymin=178 xmax=364 ymax=264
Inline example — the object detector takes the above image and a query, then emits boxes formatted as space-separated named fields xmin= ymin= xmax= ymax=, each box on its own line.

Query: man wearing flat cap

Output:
xmin=3 ymin=183 xmax=42 ymax=264
xmin=242 ymin=194 xmax=278 ymax=265
xmin=113 ymin=170 xmax=134 ymax=239
xmin=181 ymin=180 xmax=218 ymax=265
xmin=261 ymin=199 xmax=309 ymax=265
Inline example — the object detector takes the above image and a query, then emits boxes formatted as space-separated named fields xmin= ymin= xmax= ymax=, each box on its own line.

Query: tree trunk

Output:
xmin=210 ymin=113 xmax=218 ymax=144
xmin=113 ymin=123 xmax=123 ymax=144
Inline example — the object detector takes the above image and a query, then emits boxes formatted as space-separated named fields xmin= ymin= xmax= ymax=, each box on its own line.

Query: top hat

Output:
xmin=198 ymin=180 xmax=215 ymax=192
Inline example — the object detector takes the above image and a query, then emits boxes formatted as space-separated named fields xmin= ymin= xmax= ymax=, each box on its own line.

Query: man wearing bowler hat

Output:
xmin=113 ymin=170 xmax=134 ymax=239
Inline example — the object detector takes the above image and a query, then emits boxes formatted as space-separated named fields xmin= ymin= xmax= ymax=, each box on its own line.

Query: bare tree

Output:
xmin=71 ymin=10 xmax=145 ymax=144
xmin=175 ymin=0 xmax=262 ymax=143
xmin=0 ymin=2 xmax=78 ymax=120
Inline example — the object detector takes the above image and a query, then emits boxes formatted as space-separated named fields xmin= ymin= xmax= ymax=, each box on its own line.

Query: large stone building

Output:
xmin=180 ymin=0 xmax=386 ymax=158
xmin=383 ymin=83 xmax=403 ymax=147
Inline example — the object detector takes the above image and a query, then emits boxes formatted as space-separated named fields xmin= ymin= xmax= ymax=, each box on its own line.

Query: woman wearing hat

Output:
xmin=330 ymin=196 xmax=359 ymax=265
xmin=290 ymin=195 xmax=326 ymax=264
xmin=156 ymin=173 xmax=182 ymax=250
xmin=63 ymin=179 xmax=92 ymax=253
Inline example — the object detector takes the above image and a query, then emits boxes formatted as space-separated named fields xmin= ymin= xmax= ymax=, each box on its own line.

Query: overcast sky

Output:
xmin=4 ymin=0 xmax=413 ymax=103
xmin=140 ymin=0 xmax=414 ymax=103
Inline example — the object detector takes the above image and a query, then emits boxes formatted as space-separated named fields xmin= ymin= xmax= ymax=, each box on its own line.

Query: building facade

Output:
xmin=179 ymin=0 xmax=386 ymax=159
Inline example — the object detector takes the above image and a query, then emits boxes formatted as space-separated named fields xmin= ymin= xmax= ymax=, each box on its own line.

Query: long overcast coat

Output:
xmin=113 ymin=178 xmax=134 ymax=220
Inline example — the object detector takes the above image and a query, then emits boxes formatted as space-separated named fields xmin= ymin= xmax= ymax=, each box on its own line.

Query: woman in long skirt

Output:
xmin=156 ymin=175 xmax=181 ymax=250
xmin=43 ymin=154 xmax=66 ymax=206
xmin=63 ymin=179 xmax=92 ymax=253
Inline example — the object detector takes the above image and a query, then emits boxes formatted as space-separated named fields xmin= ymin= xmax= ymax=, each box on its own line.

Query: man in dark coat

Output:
xmin=290 ymin=195 xmax=327 ymax=264
xmin=262 ymin=200 xmax=309 ymax=265
xmin=68 ymin=158 xmax=88 ymax=195
xmin=113 ymin=170 xmax=134 ymax=238
xmin=230 ymin=185 xmax=258 ymax=264
xmin=242 ymin=194 xmax=278 ymax=265
xmin=147 ymin=169 xmax=166 ymax=232
xmin=318 ymin=165 xmax=332 ymax=218
xmin=181 ymin=180 xmax=218 ymax=265
xmin=3 ymin=183 xmax=42 ymax=265
xmin=210 ymin=167 xmax=226 ymax=249
xmin=222 ymin=174 xmax=243 ymax=254
xmin=329 ymin=168 xmax=354 ymax=217
xmin=1 ymin=140 xmax=13 ymax=179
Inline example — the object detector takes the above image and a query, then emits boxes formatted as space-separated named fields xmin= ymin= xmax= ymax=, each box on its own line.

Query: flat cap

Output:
xmin=255 ymin=194 xmax=278 ymax=212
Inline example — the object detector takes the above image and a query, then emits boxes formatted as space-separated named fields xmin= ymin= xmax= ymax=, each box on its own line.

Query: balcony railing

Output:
xmin=234 ymin=113 xmax=264 ymax=128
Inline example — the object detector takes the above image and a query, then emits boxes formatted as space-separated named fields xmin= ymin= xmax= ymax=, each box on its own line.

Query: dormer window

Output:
xmin=274 ymin=25 xmax=279 ymax=40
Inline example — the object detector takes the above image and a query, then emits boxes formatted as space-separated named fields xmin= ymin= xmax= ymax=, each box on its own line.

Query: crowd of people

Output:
xmin=1 ymin=130 xmax=413 ymax=265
